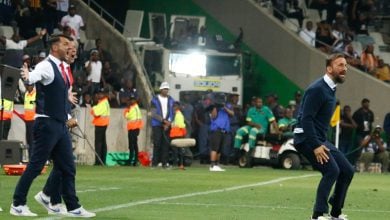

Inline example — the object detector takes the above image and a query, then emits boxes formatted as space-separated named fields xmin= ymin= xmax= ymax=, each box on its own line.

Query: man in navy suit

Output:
xmin=11 ymin=34 xmax=95 ymax=218
xmin=294 ymin=53 xmax=354 ymax=220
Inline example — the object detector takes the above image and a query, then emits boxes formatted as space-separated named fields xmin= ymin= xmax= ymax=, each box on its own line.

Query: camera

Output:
xmin=372 ymin=128 xmax=381 ymax=137
xmin=213 ymin=92 xmax=227 ymax=108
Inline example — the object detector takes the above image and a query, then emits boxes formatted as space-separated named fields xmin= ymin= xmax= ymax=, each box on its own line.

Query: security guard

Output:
xmin=124 ymin=92 xmax=143 ymax=166
xmin=170 ymin=101 xmax=187 ymax=169
xmin=91 ymin=87 xmax=110 ymax=165
xmin=24 ymin=83 xmax=36 ymax=159
xmin=0 ymin=98 xmax=14 ymax=140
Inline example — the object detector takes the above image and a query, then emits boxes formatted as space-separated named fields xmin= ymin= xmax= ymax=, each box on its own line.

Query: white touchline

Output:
xmin=156 ymin=202 xmax=390 ymax=214
xmin=76 ymin=187 xmax=120 ymax=193
xmin=37 ymin=174 xmax=317 ymax=220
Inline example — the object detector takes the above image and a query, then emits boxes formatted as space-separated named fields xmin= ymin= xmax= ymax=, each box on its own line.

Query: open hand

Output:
xmin=68 ymin=91 xmax=78 ymax=105
xmin=314 ymin=145 xmax=330 ymax=164
xmin=20 ymin=62 xmax=29 ymax=81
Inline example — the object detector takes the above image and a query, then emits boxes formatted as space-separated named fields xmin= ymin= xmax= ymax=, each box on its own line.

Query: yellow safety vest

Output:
xmin=170 ymin=110 xmax=186 ymax=138
xmin=124 ymin=103 xmax=143 ymax=130
xmin=91 ymin=97 xmax=110 ymax=126
xmin=24 ymin=89 xmax=36 ymax=121
xmin=1 ymin=99 xmax=14 ymax=120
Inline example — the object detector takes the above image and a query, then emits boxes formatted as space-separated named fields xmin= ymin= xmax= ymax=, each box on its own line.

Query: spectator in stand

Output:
xmin=0 ymin=28 xmax=47 ymax=68
xmin=108 ymin=89 xmax=120 ymax=108
xmin=15 ymin=6 xmax=37 ymax=39
xmin=315 ymin=22 xmax=336 ymax=54
xmin=271 ymin=0 xmax=304 ymax=28
xmin=360 ymin=44 xmax=377 ymax=74
xmin=91 ymin=38 xmax=112 ymax=62
xmin=384 ymin=112 xmax=390 ymax=147
xmin=38 ymin=51 xmax=46 ymax=62
xmin=124 ymin=92 xmax=143 ymax=166
xmin=62 ymin=25 xmax=73 ymax=39
xmin=0 ymin=0 xmax=14 ymax=25
xmin=352 ymin=98 xmax=374 ymax=164
xmin=72 ymin=76 xmax=88 ymax=105
xmin=59 ymin=4 xmax=85 ymax=41
xmin=85 ymin=50 xmax=102 ymax=95
xmin=299 ymin=20 xmax=316 ymax=47
xmin=80 ymin=92 xmax=92 ymax=107
xmin=56 ymin=0 xmax=69 ymax=24
xmin=358 ymin=125 xmax=389 ymax=173
xmin=119 ymin=79 xmax=136 ymax=108
xmin=339 ymin=105 xmax=357 ymax=155
xmin=266 ymin=93 xmax=284 ymax=121
xmin=375 ymin=59 xmax=390 ymax=83
xmin=344 ymin=43 xmax=362 ymax=69
xmin=102 ymin=61 xmax=120 ymax=91
xmin=150 ymin=82 xmax=175 ymax=168
xmin=43 ymin=0 xmax=57 ymax=35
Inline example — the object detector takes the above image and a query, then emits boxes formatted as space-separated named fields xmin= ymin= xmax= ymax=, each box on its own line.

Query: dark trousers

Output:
xmin=152 ymin=126 xmax=170 ymax=166
xmin=0 ymin=119 xmax=11 ymax=140
xmin=13 ymin=118 xmax=80 ymax=211
xmin=43 ymin=168 xmax=62 ymax=205
xmin=295 ymin=140 xmax=354 ymax=214
xmin=197 ymin=124 xmax=209 ymax=157
xmin=25 ymin=120 xmax=35 ymax=160
xmin=94 ymin=126 xmax=107 ymax=165
xmin=128 ymin=129 xmax=140 ymax=163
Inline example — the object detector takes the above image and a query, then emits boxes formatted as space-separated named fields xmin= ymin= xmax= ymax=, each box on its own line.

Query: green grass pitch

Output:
xmin=1 ymin=165 xmax=389 ymax=219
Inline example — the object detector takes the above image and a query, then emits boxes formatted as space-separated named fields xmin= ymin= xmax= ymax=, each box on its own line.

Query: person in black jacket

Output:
xmin=294 ymin=53 xmax=354 ymax=220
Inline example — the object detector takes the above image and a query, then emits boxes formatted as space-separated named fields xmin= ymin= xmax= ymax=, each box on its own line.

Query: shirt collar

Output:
xmin=48 ymin=54 xmax=62 ymax=66
xmin=323 ymin=74 xmax=337 ymax=91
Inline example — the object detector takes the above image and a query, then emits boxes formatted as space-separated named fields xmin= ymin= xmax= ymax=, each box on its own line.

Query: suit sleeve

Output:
xmin=301 ymin=87 xmax=324 ymax=149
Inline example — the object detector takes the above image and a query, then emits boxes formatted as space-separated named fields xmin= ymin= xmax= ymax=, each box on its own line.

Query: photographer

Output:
xmin=208 ymin=100 xmax=234 ymax=172
xmin=358 ymin=125 xmax=389 ymax=173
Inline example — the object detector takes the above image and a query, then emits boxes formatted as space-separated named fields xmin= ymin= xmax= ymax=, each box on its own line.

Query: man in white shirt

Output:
xmin=11 ymin=34 xmax=95 ymax=218
xmin=60 ymin=4 xmax=85 ymax=40
xmin=85 ymin=50 xmax=102 ymax=94
xmin=299 ymin=20 xmax=316 ymax=47
xmin=0 ymin=29 xmax=47 ymax=68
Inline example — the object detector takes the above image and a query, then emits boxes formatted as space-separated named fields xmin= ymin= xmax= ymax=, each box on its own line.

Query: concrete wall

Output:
xmin=8 ymin=105 xmax=150 ymax=165
xmin=193 ymin=0 xmax=390 ymax=124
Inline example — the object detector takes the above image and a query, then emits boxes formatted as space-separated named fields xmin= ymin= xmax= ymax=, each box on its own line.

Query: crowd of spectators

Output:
xmin=180 ymin=89 xmax=389 ymax=172
xmin=264 ymin=0 xmax=390 ymax=84
xmin=0 ymin=1 xmax=135 ymax=108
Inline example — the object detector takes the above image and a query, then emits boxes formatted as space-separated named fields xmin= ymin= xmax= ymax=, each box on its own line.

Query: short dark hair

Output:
xmin=326 ymin=53 xmax=345 ymax=67
xmin=48 ymin=34 xmax=72 ymax=47
xmin=361 ymin=98 xmax=370 ymax=104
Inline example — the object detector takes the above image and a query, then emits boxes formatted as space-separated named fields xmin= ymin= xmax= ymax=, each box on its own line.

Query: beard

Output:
xmin=334 ymin=71 xmax=346 ymax=84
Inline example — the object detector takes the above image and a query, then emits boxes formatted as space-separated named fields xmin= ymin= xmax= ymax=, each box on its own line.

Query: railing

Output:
xmin=83 ymin=0 xmax=124 ymax=32
xmin=81 ymin=0 xmax=155 ymax=97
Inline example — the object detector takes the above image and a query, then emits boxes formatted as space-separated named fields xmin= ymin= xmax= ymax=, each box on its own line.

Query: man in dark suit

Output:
xmin=11 ymin=34 xmax=95 ymax=217
xmin=294 ymin=53 xmax=354 ymax=220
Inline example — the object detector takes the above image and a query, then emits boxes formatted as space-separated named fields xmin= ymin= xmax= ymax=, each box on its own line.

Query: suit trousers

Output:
xmin=13 ymin=117 xmax=80 ymax=211
xmin=295 ymin=140 xmax=354 ymax=214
